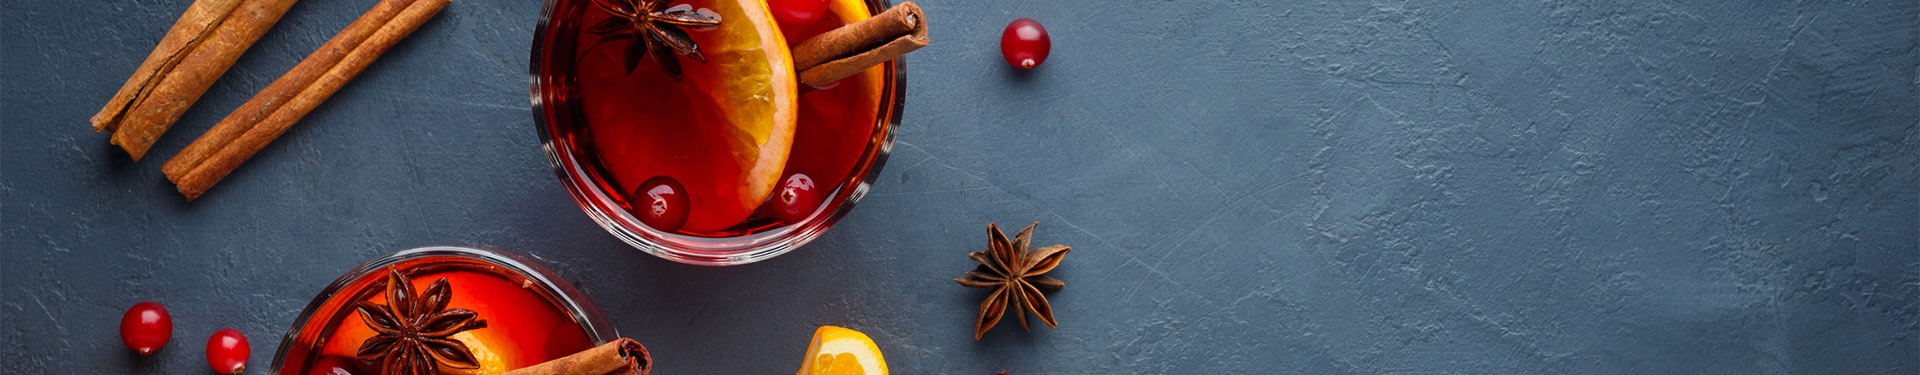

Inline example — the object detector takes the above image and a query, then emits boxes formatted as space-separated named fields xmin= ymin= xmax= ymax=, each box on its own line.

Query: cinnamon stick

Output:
xmin=791 ymin=1 xmax=928 ymax=87
xmin=163 ymin=0 xmax=450 ymax=200
xmin=91 ymin=0 xmax=299 ymax=161
xmin=500 ymin=338 xmax=651 ymax=375
xmin=92 ymin=0 xmax=243 ymax=134
xmin=164 ymin=0 xmax=415 ymax=181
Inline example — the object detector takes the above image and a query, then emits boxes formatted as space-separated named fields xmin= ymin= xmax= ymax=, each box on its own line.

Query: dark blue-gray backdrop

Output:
xmin=5 ymin=0 xmax=1917 ymax=373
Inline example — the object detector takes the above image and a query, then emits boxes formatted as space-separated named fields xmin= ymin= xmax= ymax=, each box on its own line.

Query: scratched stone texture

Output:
xmin=3 ymin=0 xmax=1917 ymax=373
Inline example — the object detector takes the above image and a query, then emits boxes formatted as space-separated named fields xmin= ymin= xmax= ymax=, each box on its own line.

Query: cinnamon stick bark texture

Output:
xmin=791 ymin=1 xmax=927 ymax=87
xmin=92 ymin=0 xmax=244 ymax=134
xmin=91 ymin=0 xmax=299 ymax=161
xmin=500 ymin=338 xmax=651 ymax=375
xmin=163 ymin=0 xmax=416 ymax=181
xmin=163 ymin=0 xmax=450 ymax=200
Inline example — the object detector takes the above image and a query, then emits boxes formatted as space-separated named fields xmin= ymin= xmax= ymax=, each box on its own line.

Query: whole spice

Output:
xmin=789 ymin=1 xmax=927 ymax=87
xmin=91 ymin=0 xmax=299 ymax=160
xmin=499 ymin=338 xmax=652 ymax=375
xmin=162 ymin=0 xmax=450 ymax=200
xmin=591 ymin=0 xmax=927 ymax=86
xmin=954 ymin=222 xmax=1071 ymax=340
xmin=587 ymin=0 xmax=720 ymax=79
xmin=355 ymin=267 xmax=488 ymax=375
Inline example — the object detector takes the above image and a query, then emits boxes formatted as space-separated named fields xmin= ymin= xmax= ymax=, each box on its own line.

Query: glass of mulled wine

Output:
xmin=268 ymin=247 xmax=615 ymax=375
xmin=531 ymin=0 xmax=904 ymax=265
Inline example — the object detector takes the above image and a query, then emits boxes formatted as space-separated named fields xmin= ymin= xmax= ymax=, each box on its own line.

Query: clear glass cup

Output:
xmin=267 ymin=246 xmax=615 ymax=374
xmin=529 ymin=0 xmax=904 ymax=266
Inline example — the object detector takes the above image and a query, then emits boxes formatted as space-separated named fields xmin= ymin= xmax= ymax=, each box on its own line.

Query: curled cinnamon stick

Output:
xmin=792 ymin=1 xmax=928 ymax=87
xmin=91 ymin=0 xmax=299 ymax=160
xmin=163 ymin=0 xmax=449 ymax=200
xmin=500 ymin=338 xmax=651 ymax=375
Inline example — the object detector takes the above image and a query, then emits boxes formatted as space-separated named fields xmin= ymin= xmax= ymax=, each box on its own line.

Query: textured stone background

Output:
xmin=4 ymin=0 xmax=1917 ymax=373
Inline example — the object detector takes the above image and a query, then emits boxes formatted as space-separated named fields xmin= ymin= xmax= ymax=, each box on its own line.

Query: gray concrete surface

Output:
xmin=4 ymin=0 xmax=1917 ymax=373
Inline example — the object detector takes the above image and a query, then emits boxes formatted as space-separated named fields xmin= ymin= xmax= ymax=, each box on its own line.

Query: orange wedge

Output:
xmin=797 ymin=326 xmax=887 ymax=375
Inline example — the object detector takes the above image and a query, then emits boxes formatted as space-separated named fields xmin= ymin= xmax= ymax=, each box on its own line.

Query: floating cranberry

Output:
xmin=630 ymin=176 xmax=690 ymax=232
xmin=206 ymin=328 xmax=249 ymax=374
xmin=770 ymin=173 xmax=822 ymax=223
xmin=119 ymin=301 xmax=172 ymax=355
xmin=999 ymin=18 xmax=1050 ymax=70
xmin=305 ymin=355 xmax=364 ymax=375
xmin=770 ymin=0 xmax=828 ymax=27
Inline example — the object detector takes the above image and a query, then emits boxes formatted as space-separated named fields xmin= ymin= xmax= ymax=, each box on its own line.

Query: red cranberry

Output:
xmin=1000 ymin=18 xmax=1050 ymax=70
xmin=770 ymin=0 xmax=828 ymax=27
xmin=119 ymin=301 xmax=172 ymax=355
xmin=630 ymin=176 xmax=690 ymax=232
xmin=305 ymin=355 xmax=364 ymax=375
xmin=206 ymin=328 xmax=249 ymax=374
xmin=770 ymin=173 xmax=822 ymax=223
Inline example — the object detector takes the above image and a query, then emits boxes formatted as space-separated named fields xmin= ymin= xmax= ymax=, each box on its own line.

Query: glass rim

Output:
xmin=266 ymin=246 xmax=616 ymax=375
xmin=528 ymin=0 xmax=905 ymax=266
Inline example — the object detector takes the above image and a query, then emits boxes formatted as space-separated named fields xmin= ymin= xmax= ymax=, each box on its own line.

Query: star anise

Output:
xmin=955 ymin=222 xmax=1072 ymax=340
xmin=587 ymin=0 xmax=720 ymax=79
xmin=355 ymin=268 xmax=488 ymax=375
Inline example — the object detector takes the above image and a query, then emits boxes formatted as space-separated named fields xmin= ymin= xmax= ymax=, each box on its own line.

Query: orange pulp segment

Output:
xmin=797 ymin=326 xmax=887 ymax=375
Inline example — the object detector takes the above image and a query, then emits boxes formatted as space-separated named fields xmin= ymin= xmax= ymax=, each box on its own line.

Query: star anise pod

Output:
xmin=955 ymin=222 xmax=1072 ymax=340
xmin=587 ymin=0 xmax=719 ymax=79
xmin=355 ymin=268 xmax=488 ymax=375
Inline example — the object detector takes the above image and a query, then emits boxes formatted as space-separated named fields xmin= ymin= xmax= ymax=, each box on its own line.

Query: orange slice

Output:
xmin=797 ymin=326 xmax=887 ymax=375
xmin=578 ymin=0 xmax=798 ymax=233
xmin=676 ymin=0 xmax=798 ymax=231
